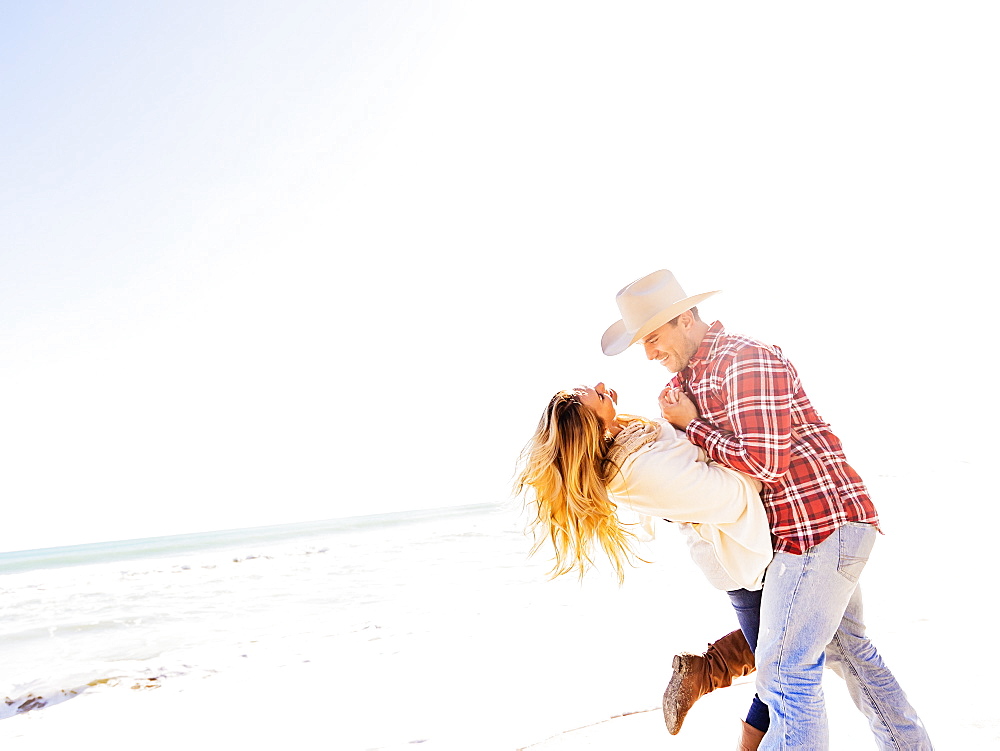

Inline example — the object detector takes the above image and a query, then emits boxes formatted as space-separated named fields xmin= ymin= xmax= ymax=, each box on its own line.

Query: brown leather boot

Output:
xmin=662 ymin=629 xmax=756 ymax=734
xmin=737 ymin=720 xmax=766 ymax=750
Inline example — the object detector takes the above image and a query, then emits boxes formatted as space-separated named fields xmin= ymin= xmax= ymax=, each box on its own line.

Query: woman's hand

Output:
xmin=658 ymin=387 xmax=699 ymax=430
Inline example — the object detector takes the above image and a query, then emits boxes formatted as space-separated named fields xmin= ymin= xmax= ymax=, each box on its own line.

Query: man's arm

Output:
xmin=665 ymin=347 xmax=795 ymax=484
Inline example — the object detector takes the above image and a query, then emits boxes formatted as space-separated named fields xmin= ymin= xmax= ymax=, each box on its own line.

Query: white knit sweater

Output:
xmin=607 ymin=419 xmax=773 ymax=591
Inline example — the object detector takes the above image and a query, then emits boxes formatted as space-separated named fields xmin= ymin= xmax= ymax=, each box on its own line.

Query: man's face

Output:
xmin=642 ymin=317 xmax=699 ymax=373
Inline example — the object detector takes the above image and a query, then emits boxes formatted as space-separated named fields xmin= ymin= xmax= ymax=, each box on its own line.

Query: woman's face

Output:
xmin=572 ymin=382 xmax=618 ymax=428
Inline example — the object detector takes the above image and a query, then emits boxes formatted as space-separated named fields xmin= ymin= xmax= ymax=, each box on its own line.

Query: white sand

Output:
xmin=0 ymin=653 xmax=982 ymax=750
xmin=1 ymin=463 xmax=995 ymax=749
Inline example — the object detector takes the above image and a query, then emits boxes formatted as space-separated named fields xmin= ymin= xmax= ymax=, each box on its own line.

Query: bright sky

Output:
xmin=2 ymin=2 xmax=996 ymax=552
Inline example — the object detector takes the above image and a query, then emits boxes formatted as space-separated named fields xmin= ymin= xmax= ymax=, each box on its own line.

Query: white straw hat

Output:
xmin=601 ymin=270 xmax=720 ymax=356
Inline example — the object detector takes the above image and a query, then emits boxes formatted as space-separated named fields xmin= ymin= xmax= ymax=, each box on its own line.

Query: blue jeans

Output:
xmin=727 ymin=587 xmax=770 ymax=732
xmin=756 ymin=522 xmax=933 ymax=750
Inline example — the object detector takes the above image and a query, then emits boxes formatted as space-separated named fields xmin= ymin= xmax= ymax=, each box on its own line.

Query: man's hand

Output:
xmin=658 ymin=387 xmax=699 ymax=430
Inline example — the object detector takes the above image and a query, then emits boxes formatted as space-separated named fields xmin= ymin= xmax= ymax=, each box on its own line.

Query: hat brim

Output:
xmin=601 ymin=290 xmax=720 ymax=356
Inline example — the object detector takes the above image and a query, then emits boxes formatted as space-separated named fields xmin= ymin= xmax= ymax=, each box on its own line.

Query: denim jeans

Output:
xmin=756 ymin=522 xmax=933 ymax=750
xmin=727 ymin=587 xmax=770 ymax=732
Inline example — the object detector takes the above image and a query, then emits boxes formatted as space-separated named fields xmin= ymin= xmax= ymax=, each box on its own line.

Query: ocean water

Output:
xmin=0 ymin=502 xmax=721 ymax=748
xmin=0 ymin=506 xmax=516 ymax=715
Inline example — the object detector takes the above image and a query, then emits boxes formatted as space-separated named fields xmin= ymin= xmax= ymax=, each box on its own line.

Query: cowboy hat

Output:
xmin=601 ymin=270 xmax=720 ymax=356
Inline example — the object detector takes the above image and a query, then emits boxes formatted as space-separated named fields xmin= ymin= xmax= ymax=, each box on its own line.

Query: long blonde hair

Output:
xmin=514 ymin=389 xmax=645 ymax=584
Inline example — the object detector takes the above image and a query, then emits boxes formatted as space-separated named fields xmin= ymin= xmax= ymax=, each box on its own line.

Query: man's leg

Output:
xmin=755 ymin=523 xmax=876 ymax=750
xmin=825 ymin=583 xmax=933 ymax=749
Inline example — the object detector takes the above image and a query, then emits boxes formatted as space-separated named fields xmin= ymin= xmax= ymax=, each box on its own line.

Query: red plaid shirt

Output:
xmin=672 ymin=321 xmax=879 ymax=555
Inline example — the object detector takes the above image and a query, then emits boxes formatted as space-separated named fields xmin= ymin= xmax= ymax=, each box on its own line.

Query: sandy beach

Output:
xmin=0 ymin=636 xmax=988 ymax=750
xmin=1 ymin=461 xmax=996 ymax=750
xmin=0 ymin=662 xmax=878 ymax=750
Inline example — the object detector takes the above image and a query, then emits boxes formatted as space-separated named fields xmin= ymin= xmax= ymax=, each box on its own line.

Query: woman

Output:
xmin=515 ymin=382 xmax=771 ymax=749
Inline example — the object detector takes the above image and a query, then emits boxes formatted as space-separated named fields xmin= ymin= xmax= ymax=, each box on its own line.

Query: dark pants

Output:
xmin=727 ymin=587 xmax=770 ymax=732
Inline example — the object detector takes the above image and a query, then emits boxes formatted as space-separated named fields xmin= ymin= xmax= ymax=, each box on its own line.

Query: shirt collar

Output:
xmin=689 ymin=320 xmax=726 ymax=365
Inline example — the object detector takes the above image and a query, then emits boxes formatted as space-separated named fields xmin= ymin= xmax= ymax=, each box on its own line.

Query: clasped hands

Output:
xmin=658 ymin=386 xmax=699 ymax=430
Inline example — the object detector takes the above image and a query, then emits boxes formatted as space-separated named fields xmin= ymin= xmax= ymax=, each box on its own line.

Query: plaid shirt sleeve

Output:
xmin=684 ymin=346 xmax=795 ymax=484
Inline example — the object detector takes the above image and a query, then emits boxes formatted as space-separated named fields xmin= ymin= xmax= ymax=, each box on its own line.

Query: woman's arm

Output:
xmin=608 ymin=428 xmax=762 ymax=524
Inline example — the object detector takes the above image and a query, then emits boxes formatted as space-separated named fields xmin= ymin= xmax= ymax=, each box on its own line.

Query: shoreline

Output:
xmin=2 ymin=464 xmax=995 ymax=748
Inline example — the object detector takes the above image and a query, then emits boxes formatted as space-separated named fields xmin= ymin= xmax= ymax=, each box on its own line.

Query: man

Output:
xmin=601 ymin=269 xmax=932 ymax=750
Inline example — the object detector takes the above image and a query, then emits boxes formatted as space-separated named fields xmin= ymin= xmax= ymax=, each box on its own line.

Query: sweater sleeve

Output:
xmin=608 ymin=423 xmax=763 ymax=524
